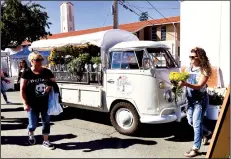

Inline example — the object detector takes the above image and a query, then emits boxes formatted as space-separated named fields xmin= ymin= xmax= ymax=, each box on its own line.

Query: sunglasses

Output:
xmin=33 ymin=58 xmax=44 ymax=62
xmin=189 ymin=56 xmax=198 ymax=60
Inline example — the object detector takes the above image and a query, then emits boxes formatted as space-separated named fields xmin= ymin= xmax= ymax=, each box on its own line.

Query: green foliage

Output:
xmin=139 ymin=12 xmax=149 ymax=21
xmin=48 ymin=44 xmax=100 ymax=66
xmin=209 ymin=91 xmax=224 ymax=105
xmin=90 ymin=56 xmax=101 ymax=64
xmin=79 ymin=53 xmax=90 ymax=64
xmin=1 ymin=0 xmax=51 ymax=50
xmin=67 ymin=57 xmax=84 ymax=75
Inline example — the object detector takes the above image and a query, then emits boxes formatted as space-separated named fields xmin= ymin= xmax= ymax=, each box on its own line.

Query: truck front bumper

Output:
xmin=140 ymin=104 xmax=187 ymax=124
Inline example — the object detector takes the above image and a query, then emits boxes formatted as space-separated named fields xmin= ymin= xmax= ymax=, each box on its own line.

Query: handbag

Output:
xmin=47 ymin=87 xmax=63 ymax=116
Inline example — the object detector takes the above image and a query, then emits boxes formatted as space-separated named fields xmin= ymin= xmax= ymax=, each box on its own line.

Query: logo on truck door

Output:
xmin=116 ymin=76 xmax=133 ymax=95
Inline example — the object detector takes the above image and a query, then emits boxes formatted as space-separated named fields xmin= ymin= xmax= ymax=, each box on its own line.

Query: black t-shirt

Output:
xmin=21 ymin=68 xmax=54 ymax=112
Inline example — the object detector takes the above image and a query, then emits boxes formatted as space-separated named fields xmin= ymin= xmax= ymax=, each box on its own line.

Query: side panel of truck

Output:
xmin=58 ymin=83 xmax=103 ymax=109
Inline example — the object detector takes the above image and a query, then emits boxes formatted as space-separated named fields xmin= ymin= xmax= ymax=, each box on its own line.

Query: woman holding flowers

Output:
xmin=178 ymin=47 xmax=212 ymax=157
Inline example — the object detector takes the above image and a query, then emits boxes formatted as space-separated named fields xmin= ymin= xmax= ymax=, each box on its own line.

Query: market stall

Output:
xmin=9 ymin=46 xmax=50 ymax=77
xmin=30 ymin=29 xmax=139 ymax=84
xmin=1 ymin=51 xmax=14 ymax=91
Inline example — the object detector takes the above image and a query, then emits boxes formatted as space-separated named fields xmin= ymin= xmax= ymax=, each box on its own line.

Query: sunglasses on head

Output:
xmin=189 ymin=56 xmax=198 ymax=60
xmin=33 ymin=58 xmax=43 ymax=62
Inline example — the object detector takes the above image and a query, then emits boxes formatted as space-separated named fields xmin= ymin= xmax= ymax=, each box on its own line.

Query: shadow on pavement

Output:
xmin=135 ymin=118 xmax=193 ymax=142
xmin=52 ymin=108 xmax=193 ymax=141
xmin=51 ymin=107 xmax=111 ymax=126
xmin=1 ymin=134 xmax=77 ymax=146
xmin=1 ymin=107 xmax=24 ymax=112
xmin=56 ymin=137 xmax=157 ymax=152
xmin=1 ymin=118 xmax=54 ymax=131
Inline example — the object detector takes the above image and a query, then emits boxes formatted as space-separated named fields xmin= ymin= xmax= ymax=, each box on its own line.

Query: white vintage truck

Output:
xmin=30 ymin=29 xmax=187 ymax=135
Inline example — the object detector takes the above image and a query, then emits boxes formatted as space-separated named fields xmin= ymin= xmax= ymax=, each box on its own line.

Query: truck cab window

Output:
xmin=135 ymin=50 xmax=144 ymax=68
xmin=121 ymin=51 xmax=139 ymax=69
xmin=147 ymin=48 xmax=175 ymax=68
xmin=109 ymin=51 xmax=140 ymax=69
xmin=110 ymin=52 xmax=122 ymax=69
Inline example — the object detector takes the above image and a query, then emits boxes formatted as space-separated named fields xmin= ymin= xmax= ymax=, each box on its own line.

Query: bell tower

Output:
xmin=60 ymin=2 xmax=75 ymax=33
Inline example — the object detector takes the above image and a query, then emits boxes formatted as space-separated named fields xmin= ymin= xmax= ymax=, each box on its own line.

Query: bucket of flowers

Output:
xmin=169 ymin=72 xmax=189 ymax=122
xmin=206 ymin=90 xmax=224 ymax=120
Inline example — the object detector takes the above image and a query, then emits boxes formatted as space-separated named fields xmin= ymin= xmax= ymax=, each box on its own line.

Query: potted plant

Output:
xmin=206 ymin=90 xmax=224 ymax=120
xmin=90 ymin=56 xmax=101 ymax=82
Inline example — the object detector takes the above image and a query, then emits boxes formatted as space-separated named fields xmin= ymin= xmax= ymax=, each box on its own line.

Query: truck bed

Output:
xmin=57 ymin=82 xmax=103 ymax=109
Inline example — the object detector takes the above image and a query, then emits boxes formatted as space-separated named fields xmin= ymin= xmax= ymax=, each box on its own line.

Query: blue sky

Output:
xmin=30 ymin=1 xmax=180 ymax=34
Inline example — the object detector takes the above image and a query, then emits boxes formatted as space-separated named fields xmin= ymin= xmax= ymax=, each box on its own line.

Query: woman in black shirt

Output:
xmin=20 ymin=52 xmax=55 ymax=150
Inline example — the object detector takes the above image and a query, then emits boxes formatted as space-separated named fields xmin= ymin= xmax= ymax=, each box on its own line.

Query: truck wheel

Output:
xmin=110 ymin=102 xmax=140 ymax=135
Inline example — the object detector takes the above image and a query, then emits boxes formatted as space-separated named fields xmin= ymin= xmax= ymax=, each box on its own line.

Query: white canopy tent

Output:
xmin=30 ymin=29 xmax=139 ymax=67
xmin=1 ymin=50 xmax=14 ymax=90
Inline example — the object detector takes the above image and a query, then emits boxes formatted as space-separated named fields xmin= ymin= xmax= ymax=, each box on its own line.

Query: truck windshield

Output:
xmin=147 ymin=48 xmax=176 ymax=68
xmin=108 ymin=50 xmax=147 ymax=69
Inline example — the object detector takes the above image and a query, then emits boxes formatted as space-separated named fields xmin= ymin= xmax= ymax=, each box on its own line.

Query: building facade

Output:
xmin=60 ymin=2 xmax=75 ymax=33
xmin=180 ymin=1 xmax=230 ymax=88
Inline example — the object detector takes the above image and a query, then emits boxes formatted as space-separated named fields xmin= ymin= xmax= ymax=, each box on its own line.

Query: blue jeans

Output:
xmin=187 ymin=93 xmax=208 ymax=150
xmin=27 ymin=109 xmax=51 ymax=135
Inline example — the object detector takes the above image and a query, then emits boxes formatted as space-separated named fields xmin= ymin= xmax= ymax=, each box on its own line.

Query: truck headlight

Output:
xmin=159 ymin=81 xmax=166 ymax=89
xmin=163 ymin=90 xmax=174 ymax=103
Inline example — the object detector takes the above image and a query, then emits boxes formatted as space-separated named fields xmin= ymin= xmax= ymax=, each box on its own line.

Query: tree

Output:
xmin=139 ymin=12 xmax=149 ymax=21
xmin=1 ymin=0 xmax=52 ymax=50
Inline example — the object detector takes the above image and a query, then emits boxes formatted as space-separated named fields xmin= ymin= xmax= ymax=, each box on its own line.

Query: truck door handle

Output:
xmin=107 ymin=79 xmax=115 ymax=84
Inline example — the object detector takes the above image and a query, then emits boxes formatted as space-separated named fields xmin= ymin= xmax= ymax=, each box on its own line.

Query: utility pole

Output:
xmin=113 ymin=0 xmax=118 ymax=29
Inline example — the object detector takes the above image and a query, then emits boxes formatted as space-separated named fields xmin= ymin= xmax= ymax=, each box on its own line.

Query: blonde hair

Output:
xmin=28 ymin=51 xmax=43 ymax=62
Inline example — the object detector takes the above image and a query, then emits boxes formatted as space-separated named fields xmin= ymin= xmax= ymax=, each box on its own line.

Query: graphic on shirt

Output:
xmin=185 ymin=67 xmax=207 ymax=99
xmin=35 ymin=82 xmax=47 ymax=97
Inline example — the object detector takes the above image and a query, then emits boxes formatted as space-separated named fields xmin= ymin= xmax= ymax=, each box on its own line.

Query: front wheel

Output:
xmin=110 ymin=102 xmax=140 ymax=135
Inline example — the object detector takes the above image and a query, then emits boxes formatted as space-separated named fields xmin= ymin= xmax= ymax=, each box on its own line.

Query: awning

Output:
xmin=30 ymin=29 xmax=139 ymax=67
xmin=10 ymin=46 xmax=50 ymax=59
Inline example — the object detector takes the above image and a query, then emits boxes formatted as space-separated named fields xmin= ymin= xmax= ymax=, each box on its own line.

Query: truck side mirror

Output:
xmin=142 ymin=57 xmax=152 ymax=70
xmin=179 ymin=61 xmax=181 ymax=68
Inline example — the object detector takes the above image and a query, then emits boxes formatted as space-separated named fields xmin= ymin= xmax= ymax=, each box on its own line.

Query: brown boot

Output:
xmin=184 ymin=148 xmax=200 ymax=157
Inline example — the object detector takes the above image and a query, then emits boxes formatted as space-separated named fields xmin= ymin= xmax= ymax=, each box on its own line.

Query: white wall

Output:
xmin=180 ymin=1 xmax=230 ymax=87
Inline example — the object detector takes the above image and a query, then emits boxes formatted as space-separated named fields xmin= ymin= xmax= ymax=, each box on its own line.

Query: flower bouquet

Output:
xmin=169 ymin=72 xmax=189 ymax=122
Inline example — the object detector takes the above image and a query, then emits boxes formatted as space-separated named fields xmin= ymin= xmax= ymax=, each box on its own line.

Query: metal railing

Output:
xmin=51 ymin=64 xmax=102 ymax=85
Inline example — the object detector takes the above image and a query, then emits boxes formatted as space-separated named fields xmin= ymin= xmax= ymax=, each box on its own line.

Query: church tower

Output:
xmin=60 ymin=2 xmax=75 ymax=33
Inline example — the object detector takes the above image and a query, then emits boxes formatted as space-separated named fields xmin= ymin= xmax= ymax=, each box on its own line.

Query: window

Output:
xmin=70 ymin=27 xmax=72 ymax=31
xmin=135 ymin=50 xmax=144 ymax=68
xmin=161 ymin=26 xmax=166 ymax=41
xmin=69 ymin=5 xmax=72 ymax=22
xmin=178 ymin=46 xmax=180 ymax=57
xmin=121 ymin=51 xmax=139 ymax=69
xmin=109 ymin=52 xmax=122 ymax=69
xmin=147 ymin=48 xmax=175 ymax=68
xmin=109 ymin=51 xmax=140 ymax=69
xmin=151 ymin=26 xmax=157 ymax=41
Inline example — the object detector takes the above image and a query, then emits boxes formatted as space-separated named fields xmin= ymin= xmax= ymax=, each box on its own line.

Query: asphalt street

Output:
xmin=1 ymin=91 xmax=209 ymax=158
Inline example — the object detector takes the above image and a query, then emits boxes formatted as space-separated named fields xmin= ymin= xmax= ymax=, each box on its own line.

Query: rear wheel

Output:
xmin=110 ymin=102 xmax=140 ymax=135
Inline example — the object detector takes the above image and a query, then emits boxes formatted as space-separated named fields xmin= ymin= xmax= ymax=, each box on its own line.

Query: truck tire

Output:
xmin=110 ymin=102 xmax=140 ymax=135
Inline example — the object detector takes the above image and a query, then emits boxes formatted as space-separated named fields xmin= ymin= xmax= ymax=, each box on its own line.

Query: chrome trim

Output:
xmin=159 ymin=104 xmax=187 ymax=116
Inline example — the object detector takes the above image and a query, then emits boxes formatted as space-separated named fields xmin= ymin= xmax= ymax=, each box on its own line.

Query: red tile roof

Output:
xmin=22 ymin=16 xmax=179 ymax=44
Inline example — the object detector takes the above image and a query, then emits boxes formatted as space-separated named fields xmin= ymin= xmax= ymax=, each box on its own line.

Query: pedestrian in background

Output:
xmin=178 ymin=47 xmax=212 ymax=157
xmin=1 ymin=70 xmax=11 ymax=104
xmin=17 ymin=60 xmax=28 ymax=84
xmin=20 ymin=51 xmax=55 ymax=150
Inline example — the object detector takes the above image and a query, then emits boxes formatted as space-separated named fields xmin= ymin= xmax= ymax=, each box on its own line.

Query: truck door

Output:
xmin=105 ymin=50 xmax=143 ymax=98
